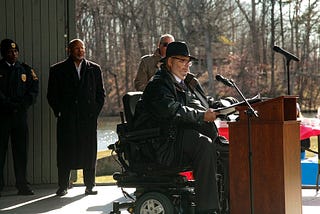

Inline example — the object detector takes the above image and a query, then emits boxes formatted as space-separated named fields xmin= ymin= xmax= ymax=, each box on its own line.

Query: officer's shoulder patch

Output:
xmin=22 ymin=62 xmax=38 ymax=81
xmin=31 ymin=69 xmax=38 ymax=80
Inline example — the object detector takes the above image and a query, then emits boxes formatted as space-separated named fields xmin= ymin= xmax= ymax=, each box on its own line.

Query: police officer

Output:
xmin=0 ymin=39 xmax=39 ymax=196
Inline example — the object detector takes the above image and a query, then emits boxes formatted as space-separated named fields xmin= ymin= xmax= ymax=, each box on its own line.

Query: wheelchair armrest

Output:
xmin=124 ymin=128 xmax=160 ymax=141
xmin=117 ymin=123 xmax=160 ymax=140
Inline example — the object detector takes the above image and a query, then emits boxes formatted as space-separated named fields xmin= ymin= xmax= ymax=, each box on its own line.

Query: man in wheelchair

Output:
xmin=131 ymin=41 xmax=226 ymax=214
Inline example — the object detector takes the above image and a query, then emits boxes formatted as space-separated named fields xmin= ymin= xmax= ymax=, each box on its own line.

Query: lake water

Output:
xmin=97 ymin=130 xmax=118 ymax=151
xmin=97 ymin=116 xmax=120 ymax=151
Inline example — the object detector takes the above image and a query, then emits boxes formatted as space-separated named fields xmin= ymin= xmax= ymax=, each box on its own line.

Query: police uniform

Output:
xmin=0 ymin=39 xmax=39 ymax=195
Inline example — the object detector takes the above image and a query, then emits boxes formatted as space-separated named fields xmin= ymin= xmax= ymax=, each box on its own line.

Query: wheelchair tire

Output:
xmin=135 ymin=192 xmax=174 ymax=214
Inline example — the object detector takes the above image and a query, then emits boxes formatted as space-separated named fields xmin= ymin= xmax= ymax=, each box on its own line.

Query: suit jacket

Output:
xmin=134 ymin=49 xmax=162 ymax=91
xmin=47 ymin=57 xmax=105 ymax=169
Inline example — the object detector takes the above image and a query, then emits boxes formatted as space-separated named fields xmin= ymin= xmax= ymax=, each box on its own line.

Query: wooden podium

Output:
xmin=229 ymin=96 xmax=302 ymax=214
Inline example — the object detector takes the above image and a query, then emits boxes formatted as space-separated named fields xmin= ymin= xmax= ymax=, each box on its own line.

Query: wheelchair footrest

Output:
xmin=110 ymin=201 xmax=134 ymax=214
xmin=113 ymin=172 xmax=193 ymax=188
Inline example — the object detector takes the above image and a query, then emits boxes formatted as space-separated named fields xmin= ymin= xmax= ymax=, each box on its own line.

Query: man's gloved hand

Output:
xmin=224 ymin=96 xmax=239 ymax=104
xmin=210 ymin=100 xmax=225 ymax=109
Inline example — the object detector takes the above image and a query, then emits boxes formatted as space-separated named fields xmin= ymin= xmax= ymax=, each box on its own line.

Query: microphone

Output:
xmin=216 ymin=74 xmax=233 ymax=87
xmin=273 ymin=45 xmax=300 ymax=61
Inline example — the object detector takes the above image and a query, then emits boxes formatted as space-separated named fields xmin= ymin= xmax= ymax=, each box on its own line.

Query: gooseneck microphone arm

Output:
xmin=215 ymin=74 xmax=258 ymax=118
xmin=229 ymin=79 xmax=258 ymax=118
xmin=216 ymin=74 xmax=258 ymax=214
xmin=215 ymin=74 xmax=233 ymax=87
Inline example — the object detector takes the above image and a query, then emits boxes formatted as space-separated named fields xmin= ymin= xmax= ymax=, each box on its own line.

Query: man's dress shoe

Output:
xmin=85 ymin=188 xmax=98 ymax=195
xmin=56 ymin=188 xmax=68 ymax=196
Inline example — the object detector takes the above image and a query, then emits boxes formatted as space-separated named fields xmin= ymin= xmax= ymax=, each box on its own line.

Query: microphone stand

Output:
xmin=286 ymin=58 xmax=292 ymax=95
xmin=273 ymin=46 xmax=300 ymax=95
xmin=229 ymin=79 xmax=258 ymax=214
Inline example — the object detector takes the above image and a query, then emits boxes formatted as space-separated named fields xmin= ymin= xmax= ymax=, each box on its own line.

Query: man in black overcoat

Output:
xmin=133 ymin=41 xmax=221 ymax=213
xmin=47 ymin=39 xmax=105 ymax=196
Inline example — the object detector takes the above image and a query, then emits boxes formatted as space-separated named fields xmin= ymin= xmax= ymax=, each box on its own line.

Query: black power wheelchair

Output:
xmin=108 ymin=92 xmax=230 ymax=214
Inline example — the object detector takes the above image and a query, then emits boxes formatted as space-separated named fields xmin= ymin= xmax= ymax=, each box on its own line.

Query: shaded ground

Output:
xmin=0 ymin=185 xmax=319 ymax=213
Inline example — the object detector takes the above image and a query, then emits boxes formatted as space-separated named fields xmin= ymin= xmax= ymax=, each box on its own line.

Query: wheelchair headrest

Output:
xmin=122 ymin=91 xmax=143 ymax=126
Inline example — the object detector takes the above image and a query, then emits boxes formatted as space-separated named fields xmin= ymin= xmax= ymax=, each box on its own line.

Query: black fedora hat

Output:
xmin=161 ymin=41 xmax=197 ymax=62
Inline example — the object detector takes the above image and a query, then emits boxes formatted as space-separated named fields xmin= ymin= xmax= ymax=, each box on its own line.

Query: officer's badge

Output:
xmin=11 ymin=43 xmax=16 ymax=48
xmin=31 ymin=69 xmax=38 ymax=80
xmin=21 ymin=74 xmax=27 ymax=82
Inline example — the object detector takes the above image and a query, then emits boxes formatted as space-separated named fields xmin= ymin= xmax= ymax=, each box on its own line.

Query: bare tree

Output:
xmin=75 ymin=0 xmax=320 ymax=114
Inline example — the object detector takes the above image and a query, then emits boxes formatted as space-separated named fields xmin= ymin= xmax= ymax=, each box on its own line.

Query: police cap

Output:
xmin=0 ymin=39 xmax=19 ymax=57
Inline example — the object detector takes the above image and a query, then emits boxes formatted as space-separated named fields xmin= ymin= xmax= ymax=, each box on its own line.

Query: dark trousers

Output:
xmin=181 ymin=127 xmax=220 ymax=212
xmin=0 ymin=113 xmax=29 ymax=191
xmin=58 ymin=167 xmax=96 ymax=190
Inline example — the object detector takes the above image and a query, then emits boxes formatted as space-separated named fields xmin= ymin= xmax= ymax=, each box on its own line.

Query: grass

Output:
xmin=74 ymin=150 xmax=117 ymax=185
xmin=306 ymin=136 xmax=319 ymax=158
xmin=75 ymin=170 xmax=115 ymax=184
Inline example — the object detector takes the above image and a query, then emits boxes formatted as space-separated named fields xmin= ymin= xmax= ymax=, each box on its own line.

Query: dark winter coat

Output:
xmin=0 ymin=59 xmax=39 ymax=114
xmin=133 ymin=66 xmax=218 ymax=166
xmin=47 ymin=57 xmax=105 ymax=169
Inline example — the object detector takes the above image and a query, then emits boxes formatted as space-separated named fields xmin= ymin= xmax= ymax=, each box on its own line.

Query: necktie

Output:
xmin=179 ymin=81 xmax=188 ymax=91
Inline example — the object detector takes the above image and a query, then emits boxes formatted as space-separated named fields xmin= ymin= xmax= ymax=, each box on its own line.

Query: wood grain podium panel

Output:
xmin=229 ymin=96 xmax=302 ymax=214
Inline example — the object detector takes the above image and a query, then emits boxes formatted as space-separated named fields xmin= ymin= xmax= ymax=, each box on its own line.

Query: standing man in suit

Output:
xmin=47 ymin=39 xmax=105 ymax=196
xmin=0 ymin=39 xmax=38 ymax=196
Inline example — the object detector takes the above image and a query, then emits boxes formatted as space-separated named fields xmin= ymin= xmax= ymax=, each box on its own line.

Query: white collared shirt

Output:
xmin=6 ymin=61 xmax=15 ymax=67
xmin=75 ymin=60 xmax=83 ymax=79
xmin=172 ymin=74 xmax=182 ymax=83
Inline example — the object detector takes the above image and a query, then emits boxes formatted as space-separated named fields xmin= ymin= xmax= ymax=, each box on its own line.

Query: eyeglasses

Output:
xmin=171 ymin=56 xmax=193 ymax=66
xmin=161 ymin=42 xmax=169 ymax=47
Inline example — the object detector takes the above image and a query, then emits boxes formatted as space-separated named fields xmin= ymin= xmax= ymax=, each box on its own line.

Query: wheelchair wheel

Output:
xmin=135 ymin=192 xmax=174 ymax=214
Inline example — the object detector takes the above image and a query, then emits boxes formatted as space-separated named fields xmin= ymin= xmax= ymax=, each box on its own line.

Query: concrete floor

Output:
xmin=0 ymin=185 xmax=320 ymax=213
